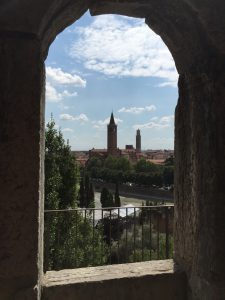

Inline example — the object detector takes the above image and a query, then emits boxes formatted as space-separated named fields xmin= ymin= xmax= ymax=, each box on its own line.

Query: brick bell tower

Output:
xmin=107 ymin=112 xmax=117 ymax=155
xmin=136 ymin=129 xmax=141 ymax=153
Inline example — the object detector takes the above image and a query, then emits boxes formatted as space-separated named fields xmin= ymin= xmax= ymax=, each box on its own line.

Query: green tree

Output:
xmin=100 ymin=187 xmax=108 ymax=208
xmin=58 ymin=137 xmax=80 ymax=209
xmin=44 ymin=117 xmax=106 ymax=271
xmin=88 ymin=182 xmax=95 ymax=208
xmin=78 ymin=178 xmax=85 ymax=207
xmin=78 ymin=174 xmax=95 ymax=208
xmin=164 ymin=156 xmax=174 ymax=166
xmin=114 ymin=182 xmax=121 ymax=207
xmin=104 ymin=155 xmax=118 ymax=169
xmin=45 ymin=118 xmax=79 ymax=210
xmin=100 ymin=187 xmax=114 ymax=208
xmin=50 ymin=211 xmax=108 ymax=270
xmin=163 ymin=166 xmax=174 ymax=186
xmin=135 ymin=158 xmax=158 ymax=173
xmin=87 ymin=157 xmax=103 ymax=170
xmin=45 ymin=118 xmax=62 ymax=210
xmin=116 ymin=157 xmax=131 ymax=172
xmin=104 ymin=155 xmax=131 ymax=173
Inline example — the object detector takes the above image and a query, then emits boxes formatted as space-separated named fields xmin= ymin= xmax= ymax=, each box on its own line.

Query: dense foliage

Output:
xmin=100 ymin=183 xmax=121 ymax=208
xmin=44 ymin=118 xmax=108 ymax=271
xmin=78 ymin=174 xmax=95 ymax=208
xmin=45 ymin=119 xmax=79 ymax=210
xmin=114 ymin=182 xmax=121 ymax=207
xmin=103 ymin=208 xmax=174 ymax=264
xmin=86 ymin=155 xmax=174 ymax=187
xmin=100 ymin=187 xmax=115 ymax=208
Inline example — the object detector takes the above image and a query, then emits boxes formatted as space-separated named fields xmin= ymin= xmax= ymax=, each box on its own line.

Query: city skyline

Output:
xmin=45 ymin=12 xmax=178 ymax=150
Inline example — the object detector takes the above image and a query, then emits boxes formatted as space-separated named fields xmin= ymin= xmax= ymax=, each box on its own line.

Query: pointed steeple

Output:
xmin=109 ymin=112 xmax=115 ymax=125
xmin=107 ymin=111 xmax=117 ymax=154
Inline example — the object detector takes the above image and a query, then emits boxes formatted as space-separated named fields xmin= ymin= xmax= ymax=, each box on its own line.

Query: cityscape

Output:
xmin=72 ymin=112 xmax=174 ymax=167
xmin=44 ymin=12 xmax=175 ymax=275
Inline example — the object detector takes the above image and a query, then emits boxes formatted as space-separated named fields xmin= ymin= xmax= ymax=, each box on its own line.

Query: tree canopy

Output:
xmin=44 ymin=117 xmax=107 ymax=271
xmin=86 ymin=155 xmax=173 ymax=187
xmin=45 ymin=118 xmax=79 ymax=210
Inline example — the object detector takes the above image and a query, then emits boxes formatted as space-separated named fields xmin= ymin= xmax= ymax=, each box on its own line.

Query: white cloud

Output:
xmin=133 ymin=115 xmax=174 ymax=130
xmin=46 ymin=66 xmax=86 ymax=87
xmin=76 ymin=114 xmax=89 ymax=122
xmin=61 ymin=90 xmax=78 ymax=97
xmin=45 ymin=82 xmax=78 ymax=103
xmin=69 ymin=15 xmax=178 ymax=87
xmin=62 ymin=128 xmax=74 ymax=133
xmin=46 ymin=82 xmax=62 ymax=102
xmin=133 ymin=122 xmax=169 ymax=130
xmin=151 ymin=116 xmax=158 ymax=121
xmin=157 ymin=81 xmax=177 ymax=88
xmin=118 ymin=105 xmax=156 ymax=114
xmin=159 ymin=115 xmax=174 ymax=124
xmin=93 ymin=117 xmax=123 ymax=129
xmin=60 ymin=114 xmax=73 ymax=121
xmin=60 ymin=113 xmax=89 ymax=122
xmin=45 ymin=66 xmax=85 ymax=103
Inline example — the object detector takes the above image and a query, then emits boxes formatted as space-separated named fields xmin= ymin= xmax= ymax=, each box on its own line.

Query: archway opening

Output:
xmin=1 ymin=1 xmax=224 ymax=299
xmin=44 ymin=10 xmax=178 ymax=271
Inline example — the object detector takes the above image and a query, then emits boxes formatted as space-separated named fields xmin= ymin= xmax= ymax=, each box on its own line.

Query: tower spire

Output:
xmin=107 ymin=112 xmax=117 ymax=155
xmin=110 ymin=111 xmax=115 ymax=125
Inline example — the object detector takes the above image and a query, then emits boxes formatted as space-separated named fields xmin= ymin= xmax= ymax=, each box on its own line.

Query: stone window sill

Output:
xmin=42 ymin=259 xmax=186 ymax=300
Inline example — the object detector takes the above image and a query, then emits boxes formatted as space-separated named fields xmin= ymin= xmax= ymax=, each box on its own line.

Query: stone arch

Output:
xmin=0 ymin=1 xmax=225 ymax=299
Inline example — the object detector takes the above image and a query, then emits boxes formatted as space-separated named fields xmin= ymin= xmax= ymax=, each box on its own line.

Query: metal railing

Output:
xmin=44 ymin=205 xmax=174 ymax=271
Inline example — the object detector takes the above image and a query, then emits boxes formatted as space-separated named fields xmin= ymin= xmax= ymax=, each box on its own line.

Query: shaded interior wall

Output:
xmin=0 ymin=34 xmax=45 ymax=299
xmin=0 ymin=1 xmax=225 ymax=299
xmin=175 ymin=70 xmax=225 ymax=299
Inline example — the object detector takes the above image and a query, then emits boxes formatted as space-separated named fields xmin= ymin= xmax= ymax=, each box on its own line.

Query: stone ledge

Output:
xmin=43 ymin=260 xmax=174 ymax=286
xmin=42 ymin=260 xmax=187 ymax=300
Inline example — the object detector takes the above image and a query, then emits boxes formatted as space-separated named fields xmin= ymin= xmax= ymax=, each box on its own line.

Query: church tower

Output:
xmin=136 ymin=129 xmax=141 ymax=153
xmin=107 ymin=112 xmax=117 ymax=155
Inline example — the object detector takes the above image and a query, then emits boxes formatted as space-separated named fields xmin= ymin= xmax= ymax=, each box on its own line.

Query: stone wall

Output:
xmin=0 ymin=1 xmax=225 ymax=299
xmin=0 ymin=34 xmax=45 ymax=299
xmin=175 ymin=71 xmax=225 ymax=299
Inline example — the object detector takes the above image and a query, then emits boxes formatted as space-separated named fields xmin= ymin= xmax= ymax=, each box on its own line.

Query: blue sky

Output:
xmin=45 ymin=11 xmax=178 ymax=150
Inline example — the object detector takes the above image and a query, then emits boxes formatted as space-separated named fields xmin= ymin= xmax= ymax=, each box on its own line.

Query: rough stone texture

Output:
xmin=0 ymin=1 xmax=225 ymax=300
xmin=175 ymin=72 xmax=225 ymax=300
xmin=42 ymin=260 xmax=187 ymax=300
xmin=0 ymin=0 xmax=90 ymax=58
xmin=0 ymin=35 xmax=45 ymax=299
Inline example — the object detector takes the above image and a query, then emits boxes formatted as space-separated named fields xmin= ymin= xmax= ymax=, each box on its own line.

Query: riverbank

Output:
xmin=93 ymin=181 xmax=173 ymax=205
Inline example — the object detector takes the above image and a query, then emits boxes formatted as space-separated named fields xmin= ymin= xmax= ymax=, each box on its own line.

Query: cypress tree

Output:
xmin=100 ymin=187 xmax=114 ymax=208
xmin=100 ymin=187 xmax=108 ymax=208
xmin=78 ymin=178 xmax=85 ymax=208
xmin=114 ymin=182 xmax=121 ymax=207
xmin=107 ymin=191 xmax=114 ymax=207
xmin=88 ymin=182 xmax=95 ymax=208
xmin=79 ymin=174 xmax=95 ymax=208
